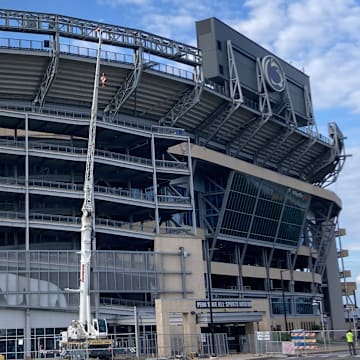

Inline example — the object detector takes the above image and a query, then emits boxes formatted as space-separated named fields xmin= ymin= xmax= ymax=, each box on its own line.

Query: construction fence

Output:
xmin=0 ymin=332 xmax=229 ymax=360
xmin=255 ymin=329 xmax=354 ymax=355
xmin=0 ymin=329 xmax=356 ymax=359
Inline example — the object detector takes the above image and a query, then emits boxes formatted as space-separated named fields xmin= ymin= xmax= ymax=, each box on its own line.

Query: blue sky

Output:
xmin=3 ymin=0 xmax=360 ymax=301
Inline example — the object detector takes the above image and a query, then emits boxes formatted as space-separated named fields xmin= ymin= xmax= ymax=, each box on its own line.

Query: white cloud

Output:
xmin=231 ymin=0 xmax=360 ymax=115
xmin=144 ymin=14 xmax=195 ymax=40
xmin=331 ymin=141 xmax=360 ymax=252
xmin=231 ymin=0 xmax=287 ymax=46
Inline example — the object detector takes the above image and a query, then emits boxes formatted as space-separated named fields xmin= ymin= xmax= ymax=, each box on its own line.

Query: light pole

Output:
xmin=280 ymin=270 xmax=289 ymax=333
xmin=312 ymin=300 xmax=326 ymax=349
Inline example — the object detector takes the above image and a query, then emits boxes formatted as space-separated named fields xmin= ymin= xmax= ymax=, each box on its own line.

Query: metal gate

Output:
xmin=198 ymin=333 xmax=229 ymax=357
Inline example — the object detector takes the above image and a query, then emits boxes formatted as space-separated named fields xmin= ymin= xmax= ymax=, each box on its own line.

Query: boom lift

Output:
xmin=60 ymin=28 xmax=112 ymax=359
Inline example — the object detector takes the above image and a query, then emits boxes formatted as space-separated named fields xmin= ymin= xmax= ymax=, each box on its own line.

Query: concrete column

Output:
xmin=155 ymin=299 xmax=171 ymax=357
xmin=183 ymin=312 xmax=198 ymax=355
xmin=245 ymin=322 xmax=256 ymax=353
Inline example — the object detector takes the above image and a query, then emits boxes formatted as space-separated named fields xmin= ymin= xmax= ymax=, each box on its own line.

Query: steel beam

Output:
xmin=277 ymin=85 xmax=318 ymax=175
xmin=276 ymin=138 xmax=307 ymax=169
xmin=313 ymin=204 xmax=336 ymax=276
xmin=204 ymin=102 xmax=240 ymax=145
xmin=225 ymin=116 xmax=259 ymax=150
xmin=159 ymin=65 xmax=203 ymax=127
xmin=234 ymin=58 xmax=272 ymax=155
xmin=209 ymin=171 xmax=235 ymax=260
xmin=204 ymin=41 xmax=243 ymax=145
xmin=304 ymin=85 xmax=317 ymax=132
xmin=283 ymin=134 xmax=318 ymax=175
xmin=256 ymin=126 xmax=295 ymax=165
xmin=196 ymin=102 xmax=229 ymax=133
xmin=32 ymin=32 xmax=59 ymax=109
xmin=200 ymin=175 xmax=226 ymax=237
xmin=104 ymin=47 xmax=143 ymax=120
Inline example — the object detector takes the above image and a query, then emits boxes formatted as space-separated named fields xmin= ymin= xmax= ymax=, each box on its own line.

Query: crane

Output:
xmin=61 ymin=28 xmax=112 ymax=358
xmin=78 ymin=25 xmax=103 ymax=338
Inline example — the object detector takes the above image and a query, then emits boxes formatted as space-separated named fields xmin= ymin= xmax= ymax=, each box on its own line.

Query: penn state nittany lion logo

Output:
xmin=262 ymin=55 xmax=285 ymax=92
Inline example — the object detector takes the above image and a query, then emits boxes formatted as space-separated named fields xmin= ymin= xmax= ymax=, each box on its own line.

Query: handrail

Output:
xmin=0 ymin=104 xmax=186 ymax=136
xmin=0 ymin=139 xmax=188 ymax=170
xmin=0 ymin=35 xmax=195 ymax=81
xmin=0 ymin=210 xmax=192 ymax=234
xmin=0 ymin=177 xmax=191 ymax=205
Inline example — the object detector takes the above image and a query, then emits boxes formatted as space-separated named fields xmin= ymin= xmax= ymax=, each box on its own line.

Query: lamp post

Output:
xmin=280 ymin=270 xmax=289 ymax=333
xmin=312 ymin=300 xmax=326 ymax=349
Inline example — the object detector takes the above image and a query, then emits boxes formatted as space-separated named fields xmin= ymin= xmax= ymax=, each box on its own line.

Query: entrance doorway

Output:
xmin=218 ymin=324 xmax=247 ymax=353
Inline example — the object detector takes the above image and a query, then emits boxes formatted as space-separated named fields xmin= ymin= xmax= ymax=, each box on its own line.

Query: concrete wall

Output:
xmin=154 ymin=235 xmax=206 ymax=356
xmin=154 ymin=234 xmax=205 ymax=300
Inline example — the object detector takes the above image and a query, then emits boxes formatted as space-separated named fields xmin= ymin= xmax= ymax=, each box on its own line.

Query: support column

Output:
xmin=151 ymin=134 xmax=160 ymax=234
xmin=155 ymin=299 xmax=171 ymax=357
xmin=245 ymin=322 xmax=256 ymax=353
xmin=25 ymin=113 xmax=31 ymax=359
xmin=183 ymin=312 xmax=198 ymax=355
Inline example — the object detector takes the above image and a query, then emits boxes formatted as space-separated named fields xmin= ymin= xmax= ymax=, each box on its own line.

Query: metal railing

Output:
xmin=0 ymin=177 xmax=191 ymax=206
xmin=0 ymin=105 xmax=187 ymax=137
xmin=0 ymin=139 xmax=189 ymax=170
xmin=0 ymin=210 xmax=192 ymax=235
xmin=0 ymin=35 xmax=195 ymax=81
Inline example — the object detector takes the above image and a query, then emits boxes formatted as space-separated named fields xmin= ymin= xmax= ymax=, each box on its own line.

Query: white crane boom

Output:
xmin=63 ymin=28 xmax=109 ymax=342
xmin=79 ymin=27 xmax=102 ymax=332
xmin=61 ymin=28 xmax=110 ymax=356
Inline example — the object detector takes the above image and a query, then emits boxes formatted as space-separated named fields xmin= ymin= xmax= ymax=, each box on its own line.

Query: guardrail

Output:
xmin=0 ymin=210 xmax=192 ymax=235
xmin=0 ymin=104 xmax=186 ymax=136
xmin=0 ymin=35 xmax=195 ymax=81
xmin=0 ymin=140 xmax=189 ymax=170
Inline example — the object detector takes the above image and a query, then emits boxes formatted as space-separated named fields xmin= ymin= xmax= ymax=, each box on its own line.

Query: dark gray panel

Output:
xmin=196 ymin=17 xmax=312 ymax=120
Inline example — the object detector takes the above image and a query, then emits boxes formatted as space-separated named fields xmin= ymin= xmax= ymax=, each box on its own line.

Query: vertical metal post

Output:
xmin=24 ymin=113 xmax=31 ymax=358
xmin=150 ymin=134 xmax=160 ymax=234
xmin=205 ymin=240 xmax=216 ymax=356
xmin=313 ymin=300 xmax=327 ymax=350
xmin=353 ymin=309 xmax=358 ymax=345
xmin=280 ymin=270 xmax=289 ymax=333
xmin=134 ymin=306 xmax=140 ymax=358
xmin=25 ymin=113 xmax=29 ymax=250
xmin=179 ymin=247 xmax=187 ymax=298
xmin=187 ymin=138 xmax=197 ymax=235
xmin=319 ymin=301 xmax=327 ymax=350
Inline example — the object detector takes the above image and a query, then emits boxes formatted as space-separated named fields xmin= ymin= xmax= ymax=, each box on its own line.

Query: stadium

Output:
xmin=0 ymin=9 xmax=347 ymax=358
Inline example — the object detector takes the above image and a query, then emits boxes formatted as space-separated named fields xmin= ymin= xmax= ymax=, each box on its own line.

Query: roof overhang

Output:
xmin=197 ymin=311 xmax=264 ymax=324
xmin=169 ymin=143 xmax=342 ymax=209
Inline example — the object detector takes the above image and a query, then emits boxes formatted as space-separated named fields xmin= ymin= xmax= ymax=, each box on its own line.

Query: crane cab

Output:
xmin=92 ymin=318 xmax=108 ymax=338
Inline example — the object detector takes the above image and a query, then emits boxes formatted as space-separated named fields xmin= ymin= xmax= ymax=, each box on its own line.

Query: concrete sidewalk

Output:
xmin=208 ymin=354 xmax=283 ymax=360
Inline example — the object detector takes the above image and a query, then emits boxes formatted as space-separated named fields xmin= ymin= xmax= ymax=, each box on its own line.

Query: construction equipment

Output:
xmin=60 ymin=27 xmax=112 ymax=359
